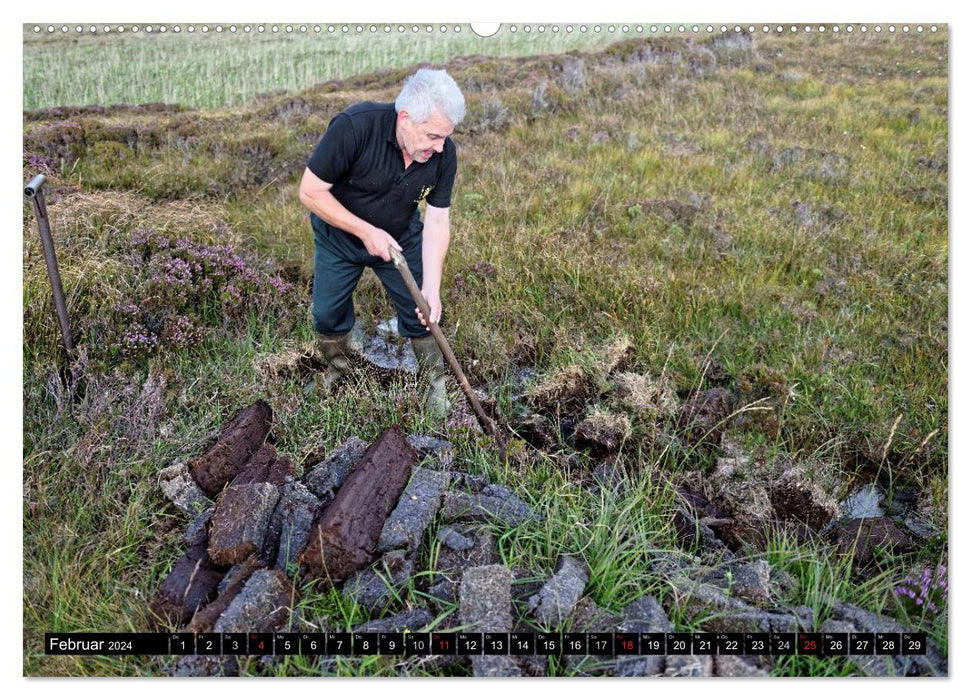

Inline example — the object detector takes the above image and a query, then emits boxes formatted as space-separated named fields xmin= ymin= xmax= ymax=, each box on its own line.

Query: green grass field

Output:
xmin=23 ymin=23 xmax=620 ymax=110
xmin=22 ymin=25 xmax=948 ymax=677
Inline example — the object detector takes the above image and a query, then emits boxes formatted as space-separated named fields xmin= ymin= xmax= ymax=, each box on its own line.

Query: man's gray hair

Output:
xmin=395 ymin=68 xmax=466 ymax=126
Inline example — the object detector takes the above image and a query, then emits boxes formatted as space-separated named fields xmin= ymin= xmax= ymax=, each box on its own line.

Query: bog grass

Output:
xmin=22 ymin=28 xmax=948 ymax=676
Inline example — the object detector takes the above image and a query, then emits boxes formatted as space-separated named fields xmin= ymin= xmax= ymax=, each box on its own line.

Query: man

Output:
xmin=298 ymin=68 xmax=465 ymax=418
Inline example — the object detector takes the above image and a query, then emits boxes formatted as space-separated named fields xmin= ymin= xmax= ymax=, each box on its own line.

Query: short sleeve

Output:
xmin=306 ymin=113 xmax=359 ymax=184
xmin=426 ymin=139 xmax=457 ymax=208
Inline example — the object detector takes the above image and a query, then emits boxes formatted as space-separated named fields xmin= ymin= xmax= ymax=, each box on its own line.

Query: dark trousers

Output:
xmin=311 ymin=211 xmax=429 ymax=339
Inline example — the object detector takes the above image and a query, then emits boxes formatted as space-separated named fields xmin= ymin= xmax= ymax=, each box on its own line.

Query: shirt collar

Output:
xmin=387 ymin=106 xmax=400 ymax=148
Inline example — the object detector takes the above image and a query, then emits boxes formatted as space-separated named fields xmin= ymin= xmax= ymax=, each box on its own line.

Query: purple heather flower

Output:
xmin=269 ymin=276 xmax=292 ymax=294
xmin=896 ymin=562 xmax=947 ymax=616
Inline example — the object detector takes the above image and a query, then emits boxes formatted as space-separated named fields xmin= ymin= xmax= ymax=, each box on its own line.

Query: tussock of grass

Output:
xmin=526 ymin=365 xmax=591 ymax=410
xmin=502 ymin=454 xmax=677 ymax=613
xmin=613 ymin=371 xmax=679 ymax=419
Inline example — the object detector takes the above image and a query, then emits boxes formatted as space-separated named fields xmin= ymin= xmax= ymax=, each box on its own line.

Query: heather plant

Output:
xmin=22 ymin=120 xmax=87 ymax=165
xmin=87 ymin=227 xmax=301 ymax=368
xmin=110 ymin=302 xmax=160 ymax=360
xmin=895 ymin=564 xmax=948 ymax=618
xmin=22 ymin=146 xmax=56 ymax=176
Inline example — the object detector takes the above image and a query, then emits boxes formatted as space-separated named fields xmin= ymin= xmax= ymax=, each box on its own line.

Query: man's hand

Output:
xmin=361 ymin=225 xmax=402 ymax=262
xmin=417 ymin=288 xmax=442 ymax=327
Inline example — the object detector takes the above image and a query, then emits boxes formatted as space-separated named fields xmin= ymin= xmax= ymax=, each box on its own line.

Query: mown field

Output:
xmin=22 ymin=26 xmax=947 ymax=677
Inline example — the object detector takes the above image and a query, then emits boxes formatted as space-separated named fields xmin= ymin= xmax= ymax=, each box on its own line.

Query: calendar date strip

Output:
xmin=46 ymin=631 xmax=928 ymax=657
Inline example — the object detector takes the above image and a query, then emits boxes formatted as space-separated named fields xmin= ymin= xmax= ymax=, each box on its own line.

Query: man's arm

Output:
xmin=417 ymin=203 xmax=451 ymax=326
xmin=298 ymin=167 xmax=401 ymax=261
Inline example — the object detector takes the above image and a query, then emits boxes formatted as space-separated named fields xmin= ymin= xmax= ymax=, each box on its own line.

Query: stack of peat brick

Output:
xmin=151 ymin=400 xmax=419 ymax=674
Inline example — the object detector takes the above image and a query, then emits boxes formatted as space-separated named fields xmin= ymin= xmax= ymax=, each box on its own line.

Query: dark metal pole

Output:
xmin=24 ymin=173 xmax=75 ymax=356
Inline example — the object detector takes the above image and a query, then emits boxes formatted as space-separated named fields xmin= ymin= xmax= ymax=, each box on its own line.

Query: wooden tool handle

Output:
xmin=389 ymin=246 xmax=503 ymax=446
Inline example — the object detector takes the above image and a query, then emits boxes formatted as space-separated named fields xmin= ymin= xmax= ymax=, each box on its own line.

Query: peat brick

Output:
xmin=352 ymin=607 xmax=433 ymax=634
xmin=459 ymin=565 xmax=520 ymax=677
xmin=700 ymin=559 xmax=776 ymax=606
xmin=270 ymin=479 xmax=321 ymax=572
xmin=570 ymin=597 xmax=623 ymax=632
xmin=460 ymin=565 xmax=513 ymax=630
xmin=436 ymin=526 xmax=500 ymax=581
xmin=267 ymin=455 xmax=298 ymax=487
xmin=564 ymin=598 xmax=623 ymax=675
xmin=377 ymin=468 xmax=452 ymax=553
xmin=481 ymin=484 xmax=515 ymax=500
xmin=342 ymin=549 xmax=416 ymax=614
xmin=213 ymin=569 xmax=297 ymax=633
xmin=616 ymin=596 xmax=672 ymax=677
xmin=527 ymin=555 xmax=589 ymax=628
xmin=299 ymin=427 xmax=415 ymax=584
xmin=208 ymin=483 xmax=280 ymax=566
xmin=425 ymin=526 xmax=502 ymax=613
xmin=437 ymin=525 xmax=475 ymax=551
xmin=620 ymin=595 xmax=672 ymax=633
xmin=189 ymin=400 xmax=273 ymax=496
xmin=449 ymin=472 xmax=489 ymax=493
xmin=187 ymin=555 xmax=264 ymax=633
xmin=229 ymin=443 xmax=298 ymax=491
xmin=441 ymin=489 xmax=540 ymax=528
xmin=667 ymin=574 xmax=750 ymax=616
xmin=150 ymin=543 xmax=226 ymax=628
xmin=159 ymin=462 xmax=213 ymax=518
xmin=229 ymin=443 xmax=276 ymax=487
xmin=726 ymin=560 xmax=775 ymax=605
xmin=184 ymin=507 xmax=213 ymax=547
xmin=302 ymin=437 xmax=368 ymax=504
xmin=407 ymin=434 xmax=456 ymax=469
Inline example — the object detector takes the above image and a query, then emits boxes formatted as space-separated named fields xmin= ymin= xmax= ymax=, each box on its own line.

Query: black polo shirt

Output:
xmin=306 ymin=101 xmax=457 ymax=238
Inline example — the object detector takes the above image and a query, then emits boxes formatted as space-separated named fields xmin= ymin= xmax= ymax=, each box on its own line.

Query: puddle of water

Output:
xmin=840 ymin=484 xmax=885 ymax=519
xmin=360 ymin=318 xmax=417 ymax=372
xmin=376 ymin=318 xmax=398 ymax=337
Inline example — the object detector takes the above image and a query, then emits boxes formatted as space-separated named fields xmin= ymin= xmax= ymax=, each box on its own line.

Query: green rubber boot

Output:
xmin=307 ymin=331 xmax=356 ymax=394
xmin=410 ymin=334 xmax=451 ymax=419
